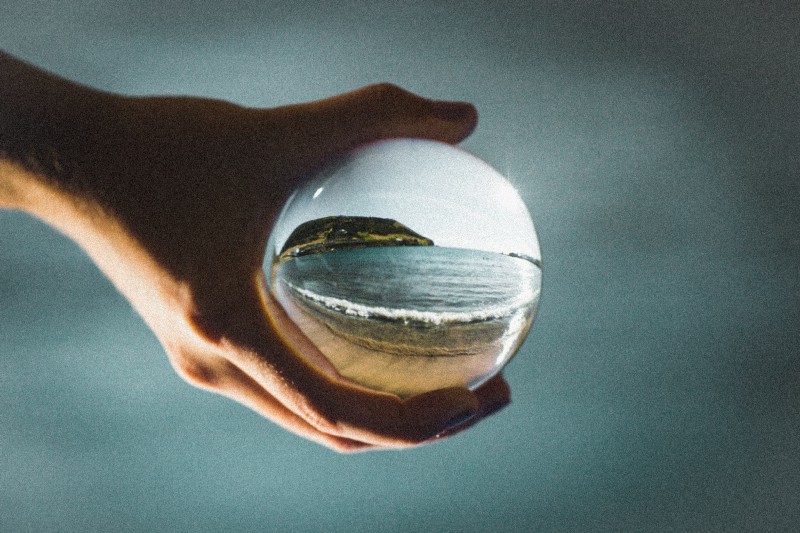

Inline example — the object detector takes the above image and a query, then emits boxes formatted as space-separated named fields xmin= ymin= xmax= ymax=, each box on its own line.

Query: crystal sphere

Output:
xmin=264 ymin=138 xmax=542 ymax=397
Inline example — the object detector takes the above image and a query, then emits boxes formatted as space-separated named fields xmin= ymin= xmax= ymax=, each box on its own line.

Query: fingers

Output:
xmin=195 ymin=274 xmax=485 ymax=448
xmin=474 ymin=374 xmax=512 ymax=416
xmin=256 ymin=277 xmax=484 ymax=446
xmin=310 ymin=83 xmax=478 ymax=145
xmin=431 ymin=374 xmax=511 ymax=440
xmin=214 ymin=360 xmax=376 ymax=453
xmin=271 ymin=83 xmax=477 ymax=177
xmin=317 ymin=381 xmax=482 ymax=447
xmin=180 ymin=274 xmax=511 ymax=451
xmin=165 ymin=340 xmax=376 ymax=452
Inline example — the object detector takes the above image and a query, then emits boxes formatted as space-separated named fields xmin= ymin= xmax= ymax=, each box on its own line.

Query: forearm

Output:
xmin=0 ymin=53 xmax=132 ymax=280
xmin=0 ymin=53 xmax=181 ymax=331
xmin=0 ymin=52 xmax=122 ymax=212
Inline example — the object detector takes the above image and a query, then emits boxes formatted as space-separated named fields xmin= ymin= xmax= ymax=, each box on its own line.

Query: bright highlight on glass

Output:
xmin=265 ymin=139 xmax=542 ymax=397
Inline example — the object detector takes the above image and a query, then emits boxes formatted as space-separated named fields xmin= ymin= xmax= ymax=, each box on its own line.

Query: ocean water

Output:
xmin=271 ymin=246 xmax=542 ymax=396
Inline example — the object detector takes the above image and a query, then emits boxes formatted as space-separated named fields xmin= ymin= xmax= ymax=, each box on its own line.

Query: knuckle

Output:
xmin=363 ymin=83 xmax=415 ymax=110
xmin=309 ymin=414 xmax=341 ymax=436
xmin=168 ymin=348 xmax=222 ymax=390
xmin=366 ymin=82 xmax=405 ymax=99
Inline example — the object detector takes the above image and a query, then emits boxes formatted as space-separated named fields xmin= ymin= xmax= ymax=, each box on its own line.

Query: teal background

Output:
xmin=2 ymin=2 xmax=798 ymax=531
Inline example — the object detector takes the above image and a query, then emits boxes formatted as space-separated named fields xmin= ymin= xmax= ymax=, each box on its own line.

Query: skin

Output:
xmin=0 ymin=51 xmax=510 ymax=452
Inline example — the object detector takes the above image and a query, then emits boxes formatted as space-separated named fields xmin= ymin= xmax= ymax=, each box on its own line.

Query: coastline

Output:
xmin=273 ymin=281 xmax=503 ymax=397
xmin=287 ymin=283 xmax=514 ymax=357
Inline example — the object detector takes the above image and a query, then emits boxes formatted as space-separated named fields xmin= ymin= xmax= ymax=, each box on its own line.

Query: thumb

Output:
xmin=273 ymin=83 xmax=477 ymax=171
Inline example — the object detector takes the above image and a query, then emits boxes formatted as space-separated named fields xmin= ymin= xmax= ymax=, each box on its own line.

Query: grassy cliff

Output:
xmin=278 ymin=216 xmax=434 ymax=261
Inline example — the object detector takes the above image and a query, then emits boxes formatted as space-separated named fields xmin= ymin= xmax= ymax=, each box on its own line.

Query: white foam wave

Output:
xmin=285 ymin=282 xmax=539 ymax=325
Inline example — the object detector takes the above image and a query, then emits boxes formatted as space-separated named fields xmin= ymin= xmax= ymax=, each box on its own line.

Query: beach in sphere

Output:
xmin=265 ymin=139 xmax=542 ymax=397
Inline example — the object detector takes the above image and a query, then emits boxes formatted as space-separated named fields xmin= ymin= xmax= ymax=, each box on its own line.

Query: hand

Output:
xmin=1 ymin=55 xmax=511 ymax=451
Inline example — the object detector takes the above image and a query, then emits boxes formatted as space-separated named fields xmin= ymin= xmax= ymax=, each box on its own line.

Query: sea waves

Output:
xmin=284 ymin=279 xmax=539 ymax=326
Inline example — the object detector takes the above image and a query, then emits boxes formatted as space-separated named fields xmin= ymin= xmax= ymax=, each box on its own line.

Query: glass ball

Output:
xmin=264 ymin=138 xmax=541 ymax=398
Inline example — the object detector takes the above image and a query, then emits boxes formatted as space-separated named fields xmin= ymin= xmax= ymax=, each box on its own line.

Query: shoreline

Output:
xmin=273 ymin=282 xmax=505 ymax=397
xmin=287 ymin=283 xmax=515 ymax=357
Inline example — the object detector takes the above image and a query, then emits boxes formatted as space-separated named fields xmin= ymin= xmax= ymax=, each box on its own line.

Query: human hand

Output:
xmin=1 ymin=59 xmax=511 ymax=451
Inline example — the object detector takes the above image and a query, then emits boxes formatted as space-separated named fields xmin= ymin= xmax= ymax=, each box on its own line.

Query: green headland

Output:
xmin=278 ymin=215 xmax=434 ymax=261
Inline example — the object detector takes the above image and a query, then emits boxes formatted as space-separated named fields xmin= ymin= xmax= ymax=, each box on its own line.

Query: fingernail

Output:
xmin=430 ymin=101 xmax=475 ymax=122
xmin=441 ymin=409 xmax=479 ymax=434
xmin=483 ymin=398 xmax=511 ymax=417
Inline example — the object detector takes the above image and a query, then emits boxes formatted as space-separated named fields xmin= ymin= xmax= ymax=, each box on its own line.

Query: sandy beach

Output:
xmin=274 ymin=282 xmax=511 ymax=398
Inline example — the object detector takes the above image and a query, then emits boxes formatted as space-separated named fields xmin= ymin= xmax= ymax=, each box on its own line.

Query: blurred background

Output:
xmin=1 ymin=1 xmax=798 ymax=531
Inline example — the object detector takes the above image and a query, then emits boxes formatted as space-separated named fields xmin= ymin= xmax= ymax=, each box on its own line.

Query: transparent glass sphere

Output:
xmin=265 ymin=138 xmax=542 ymax=398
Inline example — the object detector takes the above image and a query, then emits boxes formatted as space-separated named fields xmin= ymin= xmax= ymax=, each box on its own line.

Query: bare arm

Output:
xmin=0 ymin=51 xmax=510 ymax=452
